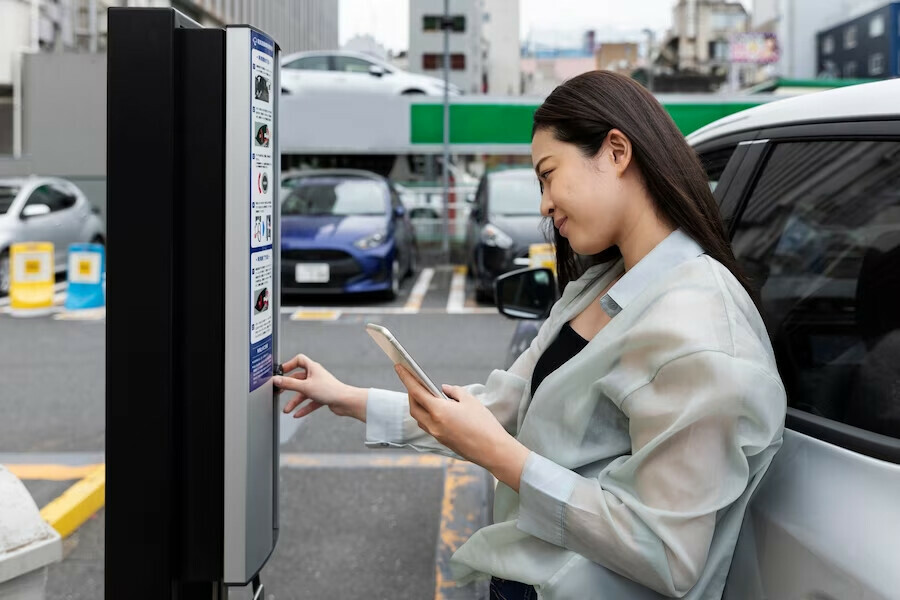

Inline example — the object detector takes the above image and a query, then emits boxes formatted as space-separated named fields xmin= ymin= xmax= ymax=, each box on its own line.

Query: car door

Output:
xmin=281 ymin=54 xmax=333 ymax=95
xmin=332 ymin=55 xmax=388 ymax=95
xmin=719 ymin=134 xmax=900 ymax=598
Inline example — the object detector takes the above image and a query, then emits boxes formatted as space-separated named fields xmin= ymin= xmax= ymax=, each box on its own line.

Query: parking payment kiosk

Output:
xmin=106 ymin=9 xmax=281 ymax=598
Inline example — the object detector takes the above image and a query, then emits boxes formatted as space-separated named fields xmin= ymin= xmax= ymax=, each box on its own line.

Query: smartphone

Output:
xmin=365 ymin=323 xmax=453 ymax=401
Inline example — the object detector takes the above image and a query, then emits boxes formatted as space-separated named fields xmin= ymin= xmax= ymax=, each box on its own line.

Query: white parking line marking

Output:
xmin=404 ymin=267 xmax=434 ymax=313
xmin=446 ymin=266 xmax=466 ymax=314
xmin=53 ymin=307 xmax=106 ymax=321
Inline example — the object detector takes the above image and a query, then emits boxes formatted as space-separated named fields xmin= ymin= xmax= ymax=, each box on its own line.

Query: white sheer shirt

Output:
xmin=365 ymin=229 xmax=786 ymax=599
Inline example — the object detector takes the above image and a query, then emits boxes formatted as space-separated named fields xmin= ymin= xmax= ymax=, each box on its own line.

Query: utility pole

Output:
xmin=440 ymin=0 xmax=451 ymax=260
xmin=643 ymin=28 xmax=655 ymax=92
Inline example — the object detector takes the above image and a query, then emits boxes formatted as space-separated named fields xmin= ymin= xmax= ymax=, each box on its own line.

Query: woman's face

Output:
xmin=531 ymin=128 xmax=628 ymax=255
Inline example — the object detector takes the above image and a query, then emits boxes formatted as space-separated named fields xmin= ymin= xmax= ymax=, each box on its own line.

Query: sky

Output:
xmin=339 ymin=0 xmax=752 ymax=54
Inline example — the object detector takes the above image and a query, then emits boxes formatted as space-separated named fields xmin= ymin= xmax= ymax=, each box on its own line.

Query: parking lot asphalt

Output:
xmin=1 ymin=266 xmax=516 ymax=599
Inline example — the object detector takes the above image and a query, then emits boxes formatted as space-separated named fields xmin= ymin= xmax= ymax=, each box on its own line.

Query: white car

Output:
xmin=498 ymin=78 xmax=900 ymax=598
xmin=280 ymin=50 xmax=461 ymax=97
xmin=0 ymin=176 xmax=105 ymax=295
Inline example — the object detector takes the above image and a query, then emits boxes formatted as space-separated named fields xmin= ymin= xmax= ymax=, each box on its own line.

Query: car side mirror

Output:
xmin=465 ymin=193 xmax=477 ymax=204
xmin=21 ymin=204 xmax=51 ymax=219
xmin=495 ymin=267 xmax=557 ymax=320
xmin=393 ymin=205 xmax=406 ymax=218
xmin=369 ymin=65 xmax=386 ymax=77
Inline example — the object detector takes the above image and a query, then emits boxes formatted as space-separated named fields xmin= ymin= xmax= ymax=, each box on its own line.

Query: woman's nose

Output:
xmin=540 ymin=194 xmax=554 ymax=218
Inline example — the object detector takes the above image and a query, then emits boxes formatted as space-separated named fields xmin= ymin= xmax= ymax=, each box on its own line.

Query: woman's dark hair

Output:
xmin=533 ymin=70 xmax=755 ymax=302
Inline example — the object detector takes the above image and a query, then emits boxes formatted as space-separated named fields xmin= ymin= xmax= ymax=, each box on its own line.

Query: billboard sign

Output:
xmin=730 ymin=33 xmax=779 ymax=64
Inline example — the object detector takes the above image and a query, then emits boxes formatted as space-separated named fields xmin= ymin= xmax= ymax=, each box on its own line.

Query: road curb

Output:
xmin=39 ymin=464 xmax=106 ymax=538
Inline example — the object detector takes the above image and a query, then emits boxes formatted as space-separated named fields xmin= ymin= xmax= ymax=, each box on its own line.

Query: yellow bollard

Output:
xmin=528 ymin=243 xmax=556 ymax=275
xmin=10 ymin=242 xmax=56 ymax=317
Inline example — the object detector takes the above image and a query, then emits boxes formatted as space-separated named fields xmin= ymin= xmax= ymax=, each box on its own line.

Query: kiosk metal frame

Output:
xmin=107 ymin=9 xmax=280 ymax=598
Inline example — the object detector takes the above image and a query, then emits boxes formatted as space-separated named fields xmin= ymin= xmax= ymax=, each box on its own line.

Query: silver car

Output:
xmin=0 ymin=176 xmax=105 ymax=295
xmin=497 ymin=78 xmax=900 ymax=598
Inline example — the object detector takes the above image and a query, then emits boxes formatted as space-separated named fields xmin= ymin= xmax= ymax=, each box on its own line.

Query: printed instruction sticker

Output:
xmin=249 ymin=30 xmax=275 ymax=392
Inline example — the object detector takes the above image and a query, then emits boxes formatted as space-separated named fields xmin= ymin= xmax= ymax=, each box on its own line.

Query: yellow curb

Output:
xmin=39 ymin=464 xmax=106 ymax=538
xmin=290 ymin=309 xmax=341 ymax=321
xmin=5 ymin=463 xmax=103 ymax=481
xmin=435 ymin=459 xmax=483 ymax=599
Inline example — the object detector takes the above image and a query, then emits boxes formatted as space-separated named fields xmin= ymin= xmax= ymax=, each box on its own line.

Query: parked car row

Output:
xmin=495 ymin=78 xmax=900 ymax=598
xmin=0 ymin=176 xmax=106 ymax=295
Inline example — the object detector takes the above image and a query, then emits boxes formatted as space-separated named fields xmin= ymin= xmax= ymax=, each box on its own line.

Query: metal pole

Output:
xmin=643 ymin=28 xmax=655 ymax=92
xmin=441 ymin=0 xmax=450 ymax=260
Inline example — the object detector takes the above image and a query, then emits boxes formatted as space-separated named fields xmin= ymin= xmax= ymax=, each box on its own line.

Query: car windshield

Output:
xmin=488 ymin=172 xmax=543 ymax=216
xmin=282 ymin=177 xmax=387 ymax=216
xmin=0 ymin=186 xmax=19 ymax=215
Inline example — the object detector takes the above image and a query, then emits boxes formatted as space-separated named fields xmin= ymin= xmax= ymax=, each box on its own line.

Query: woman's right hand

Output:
xmin=274 ymin=354 xmax=367 ymax=422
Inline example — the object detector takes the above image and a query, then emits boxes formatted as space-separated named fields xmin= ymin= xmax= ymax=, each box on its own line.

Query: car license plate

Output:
xmin=296 ymin=263 xmax=329 ymax=283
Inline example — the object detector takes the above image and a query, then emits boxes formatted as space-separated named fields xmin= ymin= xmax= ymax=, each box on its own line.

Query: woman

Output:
xmin=273 ymin=71 xmax=786 ymax=599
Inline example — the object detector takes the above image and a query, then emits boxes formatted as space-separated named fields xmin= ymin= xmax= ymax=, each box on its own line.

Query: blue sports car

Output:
xmin=280 ymin=170 xmax=418 ymax=299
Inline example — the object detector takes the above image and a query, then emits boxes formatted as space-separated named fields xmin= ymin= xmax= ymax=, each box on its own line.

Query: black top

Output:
xmin=530 ymin=322 xmax=589 ymax=398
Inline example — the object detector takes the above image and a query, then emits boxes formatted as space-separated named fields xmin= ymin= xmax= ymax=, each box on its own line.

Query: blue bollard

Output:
xmin=65 ymin=243 xmax=106 ymax=310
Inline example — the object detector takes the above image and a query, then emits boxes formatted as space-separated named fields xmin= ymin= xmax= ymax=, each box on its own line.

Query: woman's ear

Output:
xmin=606 ymin=129 xmax=632 ymax=176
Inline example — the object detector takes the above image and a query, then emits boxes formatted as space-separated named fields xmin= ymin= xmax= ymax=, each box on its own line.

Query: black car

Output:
xmin=464 ymin=168 xmax=546 ymax=303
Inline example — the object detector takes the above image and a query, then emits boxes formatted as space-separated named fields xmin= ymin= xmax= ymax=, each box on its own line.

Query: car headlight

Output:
xmin=354 ymin=229 xmax=388 ymax=250
xmin=481 ymin=224 xmax=514 ymax=249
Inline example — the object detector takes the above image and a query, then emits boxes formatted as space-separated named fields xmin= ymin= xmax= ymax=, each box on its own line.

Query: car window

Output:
xmin=284 ymin=56 xmax=330 ymax=71
xmin=0 ymin=186 xmax=19 ymax=215
xmin=281 ymin=177 xmax=388 ymax=216
xmin=487 ymin=172 xmax=543 ymax=216
xmin=730 ymin=140 xmax=900 ymax=440
xmin=699 ymin=146 xmax=737 ymax=193
xmin=334 ymin=56 xmax=375 ymax=73
xmin=56 ymin=185 xmax=77 ymax=209
xmin=25 ymin=185 xmax=70 ymax=213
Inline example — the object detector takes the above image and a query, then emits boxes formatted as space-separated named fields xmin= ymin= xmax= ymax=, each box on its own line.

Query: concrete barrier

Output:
xmin=0 ymin=466 xmax=62 ymax=599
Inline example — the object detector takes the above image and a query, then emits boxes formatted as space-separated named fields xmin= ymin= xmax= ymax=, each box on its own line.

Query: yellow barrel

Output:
xmin=528 ymin=242 xmax=556 ymax=275
xmin=10 ymin=242 xmax=55 ymax=314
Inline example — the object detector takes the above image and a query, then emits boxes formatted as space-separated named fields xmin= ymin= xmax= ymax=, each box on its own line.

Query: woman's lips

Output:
xmin=558 ymin=217 xmax=568 ymax=237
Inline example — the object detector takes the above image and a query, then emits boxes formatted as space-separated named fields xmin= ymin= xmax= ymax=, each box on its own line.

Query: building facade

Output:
xmin=0 ymin=0 xmax=337 ymax=155
xmin=408 ymin=0 xmax=485 ymax=94
xmin=816 ymin=3 xmax=899 ymax=79
xmin=482 ymin=0 xmax=521 ymax=95
xmin=662 ymin=0 xmax=749 ymax=75
xmin=596 ymin=42 xmax=640 ymax=74
xmin=0 ymin=0 xmax=336 ymax=88
xmin=751 ymin=0 xmax=887 ymax=80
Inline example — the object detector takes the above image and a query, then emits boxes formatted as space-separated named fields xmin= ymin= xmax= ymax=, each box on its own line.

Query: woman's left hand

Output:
xmin=394 ymin=365 xmax=530 ymax=488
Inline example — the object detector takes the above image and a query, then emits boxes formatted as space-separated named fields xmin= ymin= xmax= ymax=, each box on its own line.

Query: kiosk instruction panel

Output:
xmin=249 ymin=31 xmax=275 ymax=392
